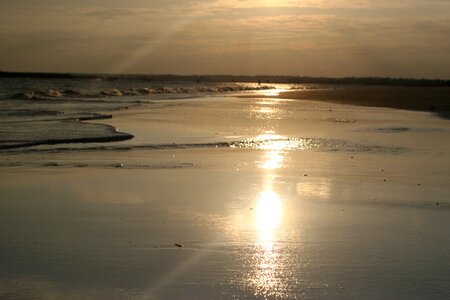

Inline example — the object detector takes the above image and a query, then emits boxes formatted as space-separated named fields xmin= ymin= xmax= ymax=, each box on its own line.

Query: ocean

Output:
xmin=0 ymin=76 xmax=287 ymax=150
xmin=0 ymin=76 xmax=412 ymax=165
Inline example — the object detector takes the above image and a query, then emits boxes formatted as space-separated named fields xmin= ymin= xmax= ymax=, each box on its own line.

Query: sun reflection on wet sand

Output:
xmin=250 ymin=189 xmax=286 ymax=298
xmin=260 ymin=151 xmax=284 ymax=169
xmin=250 ymin=96 xmax=288 ymax=120
xmin=259 ymin=88 xmax=289 ymax=97
xmin=246 ymin=131 xmax=292 ymax=298
xmin=256 ymin=190 xmax=282 ymax=234
xmin=260 ymin=89 xmax=280 ymax=97
xmin=243 ymin=96 xmax=299 ymax=296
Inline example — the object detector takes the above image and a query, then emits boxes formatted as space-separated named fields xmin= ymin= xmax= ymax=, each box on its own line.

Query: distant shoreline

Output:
xmin=1 ymin=71 xmax=449 ymax=87
xmin=273 ymin=86 xmax=450 ymax=120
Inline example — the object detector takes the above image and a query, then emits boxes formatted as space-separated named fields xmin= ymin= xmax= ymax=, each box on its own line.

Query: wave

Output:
xmin=9 ymin=85 xmax=275 ymax=100
xmin=0 ymin=121 xmax=133 ymax=150
xmin=0 ymin=136 xmax=408 ymax=155
xmin=11 ymin=89 xmax=63 ymax=99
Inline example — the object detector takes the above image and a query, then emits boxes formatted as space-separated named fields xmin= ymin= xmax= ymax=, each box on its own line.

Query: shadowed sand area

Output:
xmin=0 ymin=93 xmax=449 ymax=299
xmin=268 ymin=86 xmax=450 ymax=119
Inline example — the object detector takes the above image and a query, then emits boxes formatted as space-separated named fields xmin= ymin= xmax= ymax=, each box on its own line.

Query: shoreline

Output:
xmin=265 ymin=86 xmax=450 ymax=119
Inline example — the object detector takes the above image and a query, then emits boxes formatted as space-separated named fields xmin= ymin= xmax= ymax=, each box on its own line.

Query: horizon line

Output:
xmin=1 ymin=70 xmax=449 ymax=82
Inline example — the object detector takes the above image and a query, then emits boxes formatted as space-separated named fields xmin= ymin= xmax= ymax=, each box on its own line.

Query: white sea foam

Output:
xmin=8 ymin=84 xmax=276 ymax=100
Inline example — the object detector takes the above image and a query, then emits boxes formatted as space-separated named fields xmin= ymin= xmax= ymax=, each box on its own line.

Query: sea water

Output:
xmin=0 ymin=75 xmax=288 ymax=150
xmin=0 ymin=76 xmax=413 ymax=167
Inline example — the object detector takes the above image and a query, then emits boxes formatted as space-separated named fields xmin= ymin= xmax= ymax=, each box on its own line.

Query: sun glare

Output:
xmin=260 ymin=151 xmax=283 ymax=169
xmin=249 ymin=188 xmax=287 ymax=297
xmin=255 ymin=190 xmax=282 ymax=233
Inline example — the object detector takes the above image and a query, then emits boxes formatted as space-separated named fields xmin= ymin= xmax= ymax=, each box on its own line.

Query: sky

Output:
xmin=0 ymin=0 xmax=449 ymax=78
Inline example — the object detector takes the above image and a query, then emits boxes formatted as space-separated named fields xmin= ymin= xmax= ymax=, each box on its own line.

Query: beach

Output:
xmin=1 ymin=86 xmax=450 ymax=299
xmin=2 ymin=0 xmax=450 ymax=297
xmin=252 ymin=86 xmax=450 ymax=119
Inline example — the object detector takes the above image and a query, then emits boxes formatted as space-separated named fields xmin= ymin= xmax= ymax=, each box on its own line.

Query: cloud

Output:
xmin=86 ymin=8 xmax=141 ymax=20
xmin=0 ymin=0 xmax=449 ymax=77
xmin=187 ymin=0 xmax=450 ymax=10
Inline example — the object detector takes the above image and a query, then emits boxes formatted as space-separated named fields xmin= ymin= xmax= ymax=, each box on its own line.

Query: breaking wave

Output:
xmin=10 ymin=85 xmax=275 ymax=100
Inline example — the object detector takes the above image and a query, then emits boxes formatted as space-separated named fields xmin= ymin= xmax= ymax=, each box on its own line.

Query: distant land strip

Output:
xmin=1 ymin=71 xmax=449 ymax=87
xmin=274 ymin=86 xmax=450 ymax=120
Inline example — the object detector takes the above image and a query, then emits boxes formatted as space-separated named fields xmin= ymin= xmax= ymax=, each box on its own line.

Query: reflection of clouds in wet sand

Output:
xmin=0 ymin=276 xmax=150 ymax=300
xmin=297 ymin=180 xmax=331 ymax=200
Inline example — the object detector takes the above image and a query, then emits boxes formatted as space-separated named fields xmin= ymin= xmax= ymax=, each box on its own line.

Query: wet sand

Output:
xmin=271 ymin=86 xmax=450 ymax=119
xmin=1 ymin=93 xmax=449 ymax=299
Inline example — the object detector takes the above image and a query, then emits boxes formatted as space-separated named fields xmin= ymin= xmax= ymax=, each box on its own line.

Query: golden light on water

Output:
xmin=257 ymin=85 xmax=291 ymax=97
xmin=247 ymin=130 xmax=290 ymax=297
xmin=252 ymin=133 xmax=316 ymax=152
xmin=237 ymin=100 xmax=341 ymax=299
xmin=251 ymin=189 xmax=285 ymax=297
xmin=255 ymin=190 xmax=282 ymax=234
xmin=242 ymin=95 xmax=298 ymax=297
xmin=260 ymin=151 xmax=284 ymax=169
xmin=256 ymin=133 xmax=284 ymax=141
xmin=256 ymin=133 xmax=288 ymax=169
xmin=260 ymin=89 xmax=283 ymax=97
